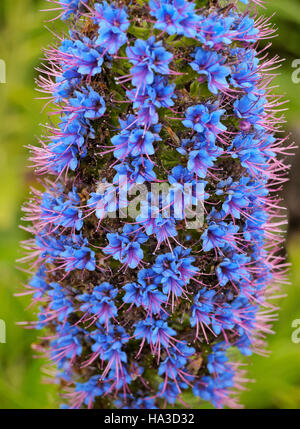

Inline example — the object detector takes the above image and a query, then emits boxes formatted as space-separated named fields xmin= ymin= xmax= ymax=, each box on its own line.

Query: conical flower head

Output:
xmin=21 ymin=0 xmax=293 ymax=409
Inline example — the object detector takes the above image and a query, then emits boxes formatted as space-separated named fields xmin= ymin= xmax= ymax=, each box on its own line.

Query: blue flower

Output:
xmin=193 ymin=371 xmax=235 ymax=408
xmin=190 ymin=287 xmax=216 ymax=340
xmin=234 ymin=92 xmax=266 ymax=126
xmin=131 ymin=397 xmax=157 ymax=409
xmin=89 ymin=326 xmax=130 ymax=387
xmin=54 ymin=75 xmax=80 ymax=102
xmin=196 ymin=13 xmax=235 ymax=47
xmin=26 ymin=0 xmax=288 ymax=410
xmin=95 ymin=2 xmax=129 ymax=55
xmin=149 ymin=0 xmax=198 ymax=37
xmin=191 ymin=48 xmax=230 ymax=94
xmin=157 ymin=381 xmax=183 ymax=404
xmin=134 ymin=318 xmax=177 ymax=351
xmin=74 ymin=375 xmax=103 ymax=408
xmin=234 ymin=333 xmax=253 ymax=356
xmin=230 ymin=48 xmax=259 ymax=92
xmin=128 ymin=129 xmax=156 ymax=156
xmin=232 ymin=15 xmax=259 ymax=43
xmin=160 ymin=272 xmax=185 ymax=299
xmin=201 ymin=220 xmax=239 ymax=252
xmin=177 ymin=135 xmax=223 ymax=179
xmin=37 ymin=111 xmax=92 ymax=174
xmin=216 ymin=177 xmax=250 ymax=219
xmin=69 ymin=86 xmax=106 ymax=120
xmin=48 ymin=283 xmax=74 ymax=323
xmin=211 ymin=305 xmax=235 ymax=336
xmin=60 ymin=37 xmax=104 ymax=76
xmin=123 ymin=268 xmax=167 ymax=315
xmin=126 ymin=36 xmax=173 ymax=88
xmin=36 ymin=230 xmax=67 ymax=260
xmin=112 ymin=124 xmax=161 ymax=160
xmin=120 ymin=241 xmax=144 ymax=269
xmin=217 ymin=256 xmax=250 ymax=286
xmin=40 ymin=186 xmax=83 ymax=231
xmin=243 ymin=208 xmax=268 ymax=242
xmin=207 ymin=343 xmax=229 ymax=374
xmin=229 ymin=132 xmax=268 ymax=175
xmin=115 ymin=393 xmax=157 ymax=409
xmin=158 ymin=342 xmax=195 ymax=384
xmin=188 ymin=147 xmax=215 ymax=178
xmin=103 ymin=225 xmax=147 ymax=269
xmin=153 ymin=246 xmax=198 ymax=285
xmin=127 ymin=76 xmax=176 ymax=127
xmin=29 ymin=266 xmax=49 ymax=300
xmin=60 ymin=237 xmax=96 ymax=272
xmin=36 ymin=231 xmax=96 ymax=274
xmin=102 ymin=232 xmax=127 ymax=261
xmin=78 ymin=282 xmax=118 ymax=328
xmin=137 ymin=202 xmax=178 ymax=247
xmin=113 ymin=157 xmax=157 ymax=185
xmin=60 ymin=0 xmax=89 ymax=21
xmin=50 ymin=323 xmax=83 ymax=365
xmin=168 ymin=164 xmax=193 ymax=185
xmin=87 ymin=184 xmax=118 ymax=221
xmin=183 ymin=104 xmax=226 ymax=139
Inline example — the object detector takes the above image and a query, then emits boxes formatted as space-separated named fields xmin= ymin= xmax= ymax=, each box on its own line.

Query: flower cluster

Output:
xmin=21 ymin=0 xmax=292 ymax=410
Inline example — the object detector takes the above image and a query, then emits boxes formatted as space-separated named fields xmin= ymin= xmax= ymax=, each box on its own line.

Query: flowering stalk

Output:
xmin=20 ymin=0 xmax=293 ymax=409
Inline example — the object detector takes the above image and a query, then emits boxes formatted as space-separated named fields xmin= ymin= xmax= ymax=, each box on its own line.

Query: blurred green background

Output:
xmin=0 ymin=0 xmax=300 ymax=409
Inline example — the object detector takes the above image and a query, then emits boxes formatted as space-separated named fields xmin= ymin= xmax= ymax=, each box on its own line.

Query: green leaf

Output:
xmin=190 ymin=80 xmax=201 ymax=98
xmin=128 ymin=24 xmax=151 ymax=39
